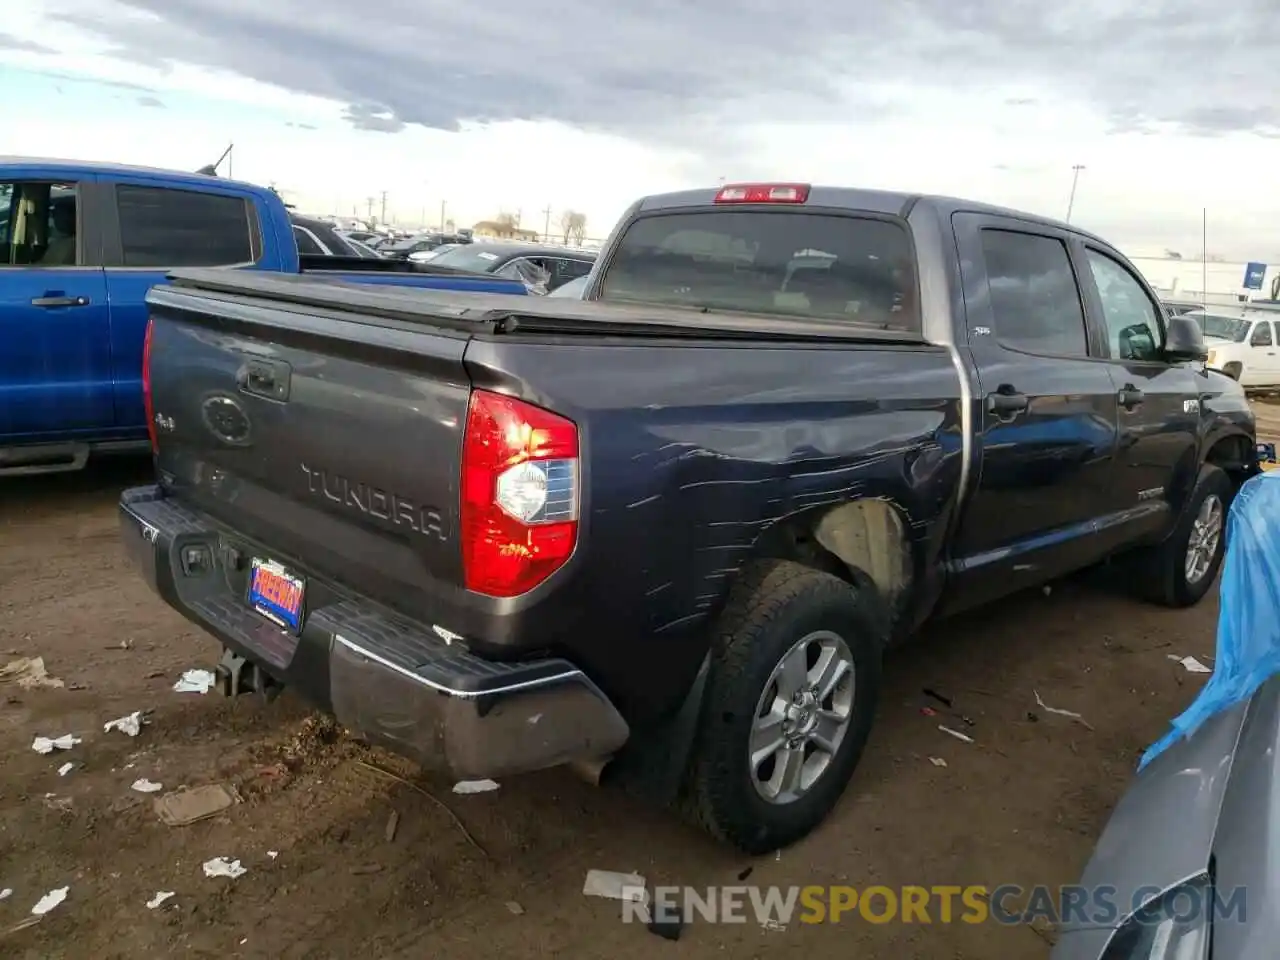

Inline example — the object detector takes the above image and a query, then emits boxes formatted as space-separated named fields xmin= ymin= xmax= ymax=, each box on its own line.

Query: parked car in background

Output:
xmin=407 ymin=243 xmax=459 ymax=264
xmin=378 ymin=231 xmax=472 ymax=260
xmin=1183 ymin=305 xmax=1280 ymax=388
xmin=291 ymin=215 xmax=366 ymax=257
xmin=340 ymin=230 xmax=381 ymax=246
xmin=0 ymin=157 xmax=528 ymax=476
xmin=344 ymin=237 xmax=382 ymax=259
xmin=121 ymin=181 xmax=1254 ymax=854
xmin=428 ymin=241 xmax=596 ymax=292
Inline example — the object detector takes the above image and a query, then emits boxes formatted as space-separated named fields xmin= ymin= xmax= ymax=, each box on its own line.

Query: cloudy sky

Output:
xmin=4 ymin=0 xmax=1279 ymax=257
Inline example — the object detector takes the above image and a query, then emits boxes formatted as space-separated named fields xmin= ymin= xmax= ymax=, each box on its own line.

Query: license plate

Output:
xmin=248 ymin=558 xmax=305 ymax=632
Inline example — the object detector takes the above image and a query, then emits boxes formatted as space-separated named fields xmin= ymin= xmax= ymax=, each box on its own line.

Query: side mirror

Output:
xmin=1163 ymin=314 xmax=1208 ymax=363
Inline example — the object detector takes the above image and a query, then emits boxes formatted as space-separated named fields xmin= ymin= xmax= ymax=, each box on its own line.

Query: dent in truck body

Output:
xmin=461 ymin=334 xmax=964 ymax=723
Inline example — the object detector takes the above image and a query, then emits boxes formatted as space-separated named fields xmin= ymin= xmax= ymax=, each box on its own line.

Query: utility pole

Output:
xmin=379 ymin=191 xmax=388 ymax=225
xmin=366 ymin=197 xmax=375 ymax=221
xmin=542 ymin=205 xmax=553 ymax=242
xmin=1065 ymin=164 xmax=1085 ymax=223
xmin=440 ymin=200 xmax=447 ymax=232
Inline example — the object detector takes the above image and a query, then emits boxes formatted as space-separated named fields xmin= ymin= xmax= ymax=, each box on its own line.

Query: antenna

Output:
xmin=1202 ymin=208 xmax=1207 ymax=313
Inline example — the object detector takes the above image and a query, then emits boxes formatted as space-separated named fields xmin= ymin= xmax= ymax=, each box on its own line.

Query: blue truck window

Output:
xmin=980 ymin=229 xmax=1089 ymax=358
xmin=116 ymin=184 xmax=256 ymax=267
xmin=0 ymin=181 xmax=80 ymax=267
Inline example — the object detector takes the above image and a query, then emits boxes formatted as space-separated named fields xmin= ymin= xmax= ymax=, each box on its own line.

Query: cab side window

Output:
xmin=1084 ymin=250 xmax=1164 ymax=362
xmin=980 ymin=229 xmax=1089 ymax=357
xmin=1251 ymin=321 xmax=1274 ymax=347
xmin=0 ymin=181 xmax=81 ymax=267
xmin=115 ymin=184 xmax=256 ymax=267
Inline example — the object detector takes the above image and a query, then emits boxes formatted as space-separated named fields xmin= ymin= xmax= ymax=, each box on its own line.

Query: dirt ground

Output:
xmin=0 ymin=437 xmax=1238 ymax=959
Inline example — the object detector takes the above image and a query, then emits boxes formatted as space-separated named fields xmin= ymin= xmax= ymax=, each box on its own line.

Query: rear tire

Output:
xmin=1124 ymin=463 xmax=1231 ymax=608
xmin=684 ymin=560 xmax=885 ymax=854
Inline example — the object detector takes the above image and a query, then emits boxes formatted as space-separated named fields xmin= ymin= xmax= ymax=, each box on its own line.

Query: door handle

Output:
xmin=986 ymin=388 xmax=1029 ymax=416
xmin=30 ymin=296 xmax=89 ymax=308
xmin=1118 ymin=384 xmax=1145 ymax=409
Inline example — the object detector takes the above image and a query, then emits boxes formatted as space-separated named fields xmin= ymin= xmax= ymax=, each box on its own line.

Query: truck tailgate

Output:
xmin=144 ymin=282 xmax=470 ymax=618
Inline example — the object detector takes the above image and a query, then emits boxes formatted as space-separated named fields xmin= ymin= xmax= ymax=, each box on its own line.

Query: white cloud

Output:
xmin=5 ymin=0 xmax=1280 ymax=258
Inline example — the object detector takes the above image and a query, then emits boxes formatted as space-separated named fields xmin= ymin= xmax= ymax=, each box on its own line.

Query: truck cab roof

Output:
xmin=0 ymin=155 xmax=265 ymax=193
xmin=634 ymin=185 xmax=1114 ymax=248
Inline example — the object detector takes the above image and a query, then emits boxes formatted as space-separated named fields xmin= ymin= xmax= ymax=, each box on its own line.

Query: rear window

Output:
xmin=597 ymin=210 xmax=918 ymax=329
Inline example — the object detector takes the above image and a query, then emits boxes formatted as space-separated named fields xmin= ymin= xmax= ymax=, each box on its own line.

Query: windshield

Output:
xmin=1193 ymin=313 xmax=1250 ymax=342
xmin=597 ymin=210 xmax=918 ymax=327
xmin=429 ymin=246 xmax=510 ymax=272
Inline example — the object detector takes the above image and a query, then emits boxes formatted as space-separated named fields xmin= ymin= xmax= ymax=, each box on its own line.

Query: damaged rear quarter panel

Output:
xmin=464 ymin=335 xmax=964 ymax=723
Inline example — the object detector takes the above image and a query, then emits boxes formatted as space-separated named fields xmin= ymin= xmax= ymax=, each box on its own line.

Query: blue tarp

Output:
xmin=1140 ymin=470 xmax=1280 ymax=770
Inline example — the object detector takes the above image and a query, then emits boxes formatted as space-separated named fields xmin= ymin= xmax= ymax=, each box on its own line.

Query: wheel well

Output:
xmin=752 ymin=499 xmax=912 ymax=618
xmin=1205 ymin=433 xmax=1255 ymax=494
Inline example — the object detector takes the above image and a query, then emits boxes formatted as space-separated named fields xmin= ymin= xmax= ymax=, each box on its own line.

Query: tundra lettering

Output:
xmin=299 ymin=463 xmax=448 ymax=540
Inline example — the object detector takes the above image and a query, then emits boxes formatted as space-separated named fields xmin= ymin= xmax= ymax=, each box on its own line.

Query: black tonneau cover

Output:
xmin=162 ymin=268 xmax=927 ymax=344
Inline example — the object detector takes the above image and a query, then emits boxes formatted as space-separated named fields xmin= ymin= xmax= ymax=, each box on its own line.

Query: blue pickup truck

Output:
xmin=0 ymin=157 xmax=526 ymax=475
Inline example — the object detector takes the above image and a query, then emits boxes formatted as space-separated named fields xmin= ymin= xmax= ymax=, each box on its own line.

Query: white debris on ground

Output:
xmin=103 ymin=711 xmax=145 ymax=737
xmin=172 ymin=669 xmax=216 ymax=694
xmin=1168 ymin=654 xmax=1212 ymax=674
xmin=451 ymin=779 xmax=500 ymax=794
xmin=131 ymin=779 xmax=163 ymax=794
xmin=31 ymin=734 xmax=81 ymax=755
xmin=938 ymin=725 xmax=974 ymax=744
xmin=928 ymin=757 xmax=948 ymax=767
xmin=31 ymin=886 xmax=68 ymax=916
xmin=1033 ymin=690 xmax=1095 ymax=730
xmin=0 ymin=888 xmax=12 ymax=901
xmin=57 ymin=762 xmax=75 ymax=777
xmin=0 ymin=657 xmax=65 ymax=690
xmin=146 ymin=891 xmax=175 ymax=909
xmin=267 ymin=851 xmax=279 ymax=860
xmin=202 ymin=857 xmax=247 ymax=879
xmin=582 ymin=869 xmax=647 ymax=902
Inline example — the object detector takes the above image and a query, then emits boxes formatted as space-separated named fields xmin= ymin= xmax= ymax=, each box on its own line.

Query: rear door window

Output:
xmin=115 ymin=184 xmax=257 ymax=267
xmin=597 ymin=210 xmax=918 ymax=329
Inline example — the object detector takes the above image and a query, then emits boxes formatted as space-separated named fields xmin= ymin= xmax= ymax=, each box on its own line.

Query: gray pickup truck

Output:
xmin=119 ymin=183 xmax=1254 ymax=852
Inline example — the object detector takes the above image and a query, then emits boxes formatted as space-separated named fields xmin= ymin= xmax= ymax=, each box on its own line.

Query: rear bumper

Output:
xmin=119 ymin=485 xmax=629 ymax=780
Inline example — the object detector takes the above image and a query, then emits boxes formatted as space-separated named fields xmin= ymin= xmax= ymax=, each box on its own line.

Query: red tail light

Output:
xmin=142 ymin=317 xmax=157 ymax=454
xmin=714 ymin=183 xmax=810 ymax=204
xmin=460 ymin=389 xmax=580 ymax=597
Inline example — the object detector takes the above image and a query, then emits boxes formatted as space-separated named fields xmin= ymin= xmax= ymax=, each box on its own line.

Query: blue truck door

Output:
xmin=0 ymin=173 xmax=112 ymax=440
xmin=99 ymin=178 xmax=267 ymax=432
xmin=941 ymin=211 xmax=1122 ymax=612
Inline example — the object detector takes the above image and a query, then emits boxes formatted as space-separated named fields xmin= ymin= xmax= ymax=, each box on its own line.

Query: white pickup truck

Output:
xmin=1192 ymin=306 xmax=1280 ymax=389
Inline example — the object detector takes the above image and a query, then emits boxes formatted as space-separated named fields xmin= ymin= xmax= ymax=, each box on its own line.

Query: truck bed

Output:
xmin=163 ymin=268 xmax=927 ymax=342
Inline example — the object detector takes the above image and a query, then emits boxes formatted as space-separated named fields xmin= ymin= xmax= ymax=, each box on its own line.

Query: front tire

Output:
xmin=684 ymin=560 xmax=885 ymax=854
xmin=1126 ymin=463 xmax=1231 ymax=607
